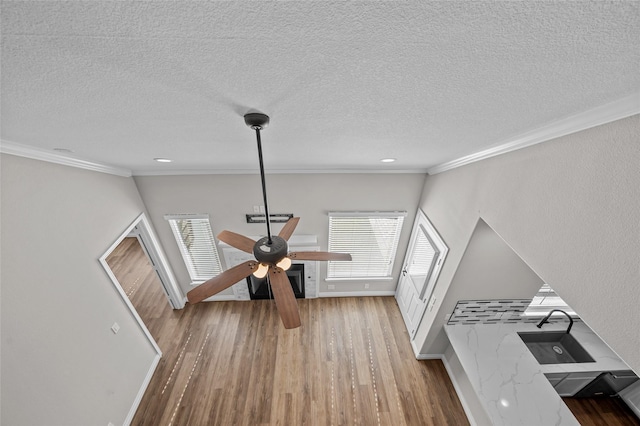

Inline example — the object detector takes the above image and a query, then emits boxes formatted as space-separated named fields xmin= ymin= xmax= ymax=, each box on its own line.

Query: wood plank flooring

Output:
xmin=563 ymin=397 xmax=640 ymax=426
xmin=106 ymin=237 xmax=170 ymax=329
xmin=134 ymin=297 xmax=470 ymax=425
xmin=107 ymin=237 xmax=640 ymax=426
xmin=108 ymin=238 xmax=468 ymax=425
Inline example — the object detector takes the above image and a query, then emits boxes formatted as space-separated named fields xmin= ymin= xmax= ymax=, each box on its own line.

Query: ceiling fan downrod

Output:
xmin=244 ymin=113 xmax=273 ymax=244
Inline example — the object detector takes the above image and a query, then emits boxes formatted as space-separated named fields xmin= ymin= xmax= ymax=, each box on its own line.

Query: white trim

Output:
xmin=4 ymin=94 xmax=637 ymax=179
xmin=0 ymin=139 xmax=132 ymax=177
xmin=427 ymin=93 xmax=640 ymax=175
xmin=395 ymin=208 xmax=449 ymax=340
xmin=414 ymin=209 xmax=449 ymax=300
xmin=132 ymin=168 xmax=429 ymax=176
xmin=134 ymin=214 xmax=185 ymax=309
xmin=411 ymin=339 xmax=442 ymax=361
xmin=440 ymin=352 xmax=478 ymax=426
xmin=101 ymin=213 xmax=184 ymax=309
xmin=98 ymin=261 xmax=162 ymax=356
xmin=407 ymin=350 xmax=476 ymax=425
xmin=319 ymin=290 xmax=396 ymax=297
xmin=124 ymin=353 xmax=161 ymax=426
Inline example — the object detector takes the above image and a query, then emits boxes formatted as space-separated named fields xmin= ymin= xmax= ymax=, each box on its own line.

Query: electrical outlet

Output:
xmin=364 ymin=283 xmax=370 ymax=289
xmin=253 ymin=205 xmax=260 ymax=213
xmin=327 ymin=284 xmax=335 ymax=290
xmin=111 ymin=322 xmax=120 ymax=334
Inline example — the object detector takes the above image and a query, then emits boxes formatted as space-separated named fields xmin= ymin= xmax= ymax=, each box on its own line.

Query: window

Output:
xmin=524 ymin=283 xmax=577 ymax=316
xmin=327 ymin=211 xmax=406 ymax=279
xmin=164 ymin=214 xmax=223 ymax=284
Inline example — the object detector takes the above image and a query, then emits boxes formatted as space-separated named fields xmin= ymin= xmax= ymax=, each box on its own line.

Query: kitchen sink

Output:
xmin=518 ymin=331 xmax=595 ymax=364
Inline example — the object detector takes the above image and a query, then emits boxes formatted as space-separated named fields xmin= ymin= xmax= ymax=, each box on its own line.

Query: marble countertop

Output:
xmin=444 ymin=321 xmax=631 ymax=425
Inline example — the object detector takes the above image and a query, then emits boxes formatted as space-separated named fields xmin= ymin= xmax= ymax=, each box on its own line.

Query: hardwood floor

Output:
xmin=107 ymin=238 xmax=640 ymax=426
xmin=106 ymin=237 xmax=170 ymax=331
xmin=564 ymin=397 xmax=640 ymax=426
xmin=132 ymin=297 xmax=469 ymax=426
xmin=107 ymin=238 xmax=468 ymax=425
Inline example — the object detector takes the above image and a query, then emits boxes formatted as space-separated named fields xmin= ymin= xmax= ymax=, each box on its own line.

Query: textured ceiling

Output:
xmin=2 ymin=1 xmax=639 ymax=174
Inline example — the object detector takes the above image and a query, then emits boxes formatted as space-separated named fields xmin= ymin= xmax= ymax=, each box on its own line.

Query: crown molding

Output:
xmin=131 ymin=167 xmax=429 ymax=176
xmin=3 ymin=93 xmax=637 ymax=178
xmin=427 ymin=93 xmax=640 ymax=175
xmin=0 ymin=140 xmax=132 ymax=177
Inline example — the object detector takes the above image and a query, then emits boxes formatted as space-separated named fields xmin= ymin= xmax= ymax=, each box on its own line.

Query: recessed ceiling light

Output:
xmin=380 ymin=158 xmax=396 ymax=163
xmin=154 ymin=158 xmax=172 ymax=163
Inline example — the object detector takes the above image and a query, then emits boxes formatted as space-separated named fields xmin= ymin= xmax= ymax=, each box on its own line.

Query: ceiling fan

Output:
xmin=186 ymin=113 xmax=352 ymax=329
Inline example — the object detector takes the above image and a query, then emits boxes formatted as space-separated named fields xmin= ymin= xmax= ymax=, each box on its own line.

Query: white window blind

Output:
xmin=328 ymin=212 xmax=406 ymax=279
xmin=165 ymin=214 xmax=223 ymax=283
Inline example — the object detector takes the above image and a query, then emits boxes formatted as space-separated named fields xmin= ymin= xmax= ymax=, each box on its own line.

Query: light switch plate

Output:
xmin=428 ymin=297 xmax=437 ymax=311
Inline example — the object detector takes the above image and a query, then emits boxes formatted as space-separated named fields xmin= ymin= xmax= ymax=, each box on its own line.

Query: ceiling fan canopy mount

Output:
xmin=244 ymin=112 xmax=270 ymax=130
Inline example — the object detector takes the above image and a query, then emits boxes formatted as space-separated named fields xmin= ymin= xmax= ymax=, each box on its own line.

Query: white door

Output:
xmin=396 ymin=209 xmax=448 ymax=339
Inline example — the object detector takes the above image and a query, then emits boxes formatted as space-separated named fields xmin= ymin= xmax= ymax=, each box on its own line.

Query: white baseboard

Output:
xmin=203 ymin=294 xmax=239 ymax=301
xmin=198 ymin=292 xmax=395 ymax=301
xmin=414 ymin=352 xmax=442 ymax=360
xmin=440 ymin=350 xmax=478 ymax=426
xmin=125 ymin=353 xmax=161 ymax=426
xmin=319 ymin=290 xmax=396 ymax=298
xmin=408 ymin=349 xmax=476 ymax=425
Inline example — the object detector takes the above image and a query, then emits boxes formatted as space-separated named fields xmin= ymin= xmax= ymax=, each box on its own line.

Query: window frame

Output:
xmin=326 ymin=211 xmax=407 ymax=280
xmin=164 ymin=214 xmax=223 ymax=286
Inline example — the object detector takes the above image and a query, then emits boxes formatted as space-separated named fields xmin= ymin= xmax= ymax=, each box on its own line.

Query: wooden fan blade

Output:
xmin=278 ymin=217 xmax=300 ymax=241
xmin=187 ymin=260 xmax=258 ymax=304
xmin=288 ymin=251 xmax=352 ymax=261
xmin=268 ymin=266 xmax=301 ymax=329
xmin=217 ymin=230 xmax=256 ymax=254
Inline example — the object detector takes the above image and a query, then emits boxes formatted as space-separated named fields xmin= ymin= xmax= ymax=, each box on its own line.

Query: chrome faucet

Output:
xmin=537 ymin=309 xmax=574 ymax=334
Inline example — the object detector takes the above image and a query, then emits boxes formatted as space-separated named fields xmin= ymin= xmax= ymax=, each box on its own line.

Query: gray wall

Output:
xmin=134 ymin=173 xmax=426 ymax=295
xmin=442 ymin=218 xmax=544 ymax=309
xmin=1 ymin=155 xmax=158 ymax=425
xmin=415 ymin=115 xmax=640 ymax=374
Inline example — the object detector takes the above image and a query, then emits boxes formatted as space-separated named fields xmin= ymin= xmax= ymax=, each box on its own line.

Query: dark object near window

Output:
xmin=247 ymin=264 xmax=305 ymax=299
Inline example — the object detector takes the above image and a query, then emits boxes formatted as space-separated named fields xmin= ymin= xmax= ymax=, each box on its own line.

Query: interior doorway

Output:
xmin=106 ymin=237 xmax=168 ymax=339
xmin=396 ymin=208 xmax=448 ymax=340
xmin=99 ymin=213 xmax=184 ymax=353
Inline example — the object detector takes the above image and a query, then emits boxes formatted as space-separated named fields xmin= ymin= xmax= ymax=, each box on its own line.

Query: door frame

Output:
xmin=396 ymin=208 xmax=448 ymax=340
xmin=410 ymin=209 xmax=448 ymax=302
xmin=99 ymin=213 xmax=184 ymax=352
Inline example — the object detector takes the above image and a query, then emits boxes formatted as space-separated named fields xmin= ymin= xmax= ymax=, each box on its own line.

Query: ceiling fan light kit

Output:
xmin=186 ymin=113 xmax=352 ymax=329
